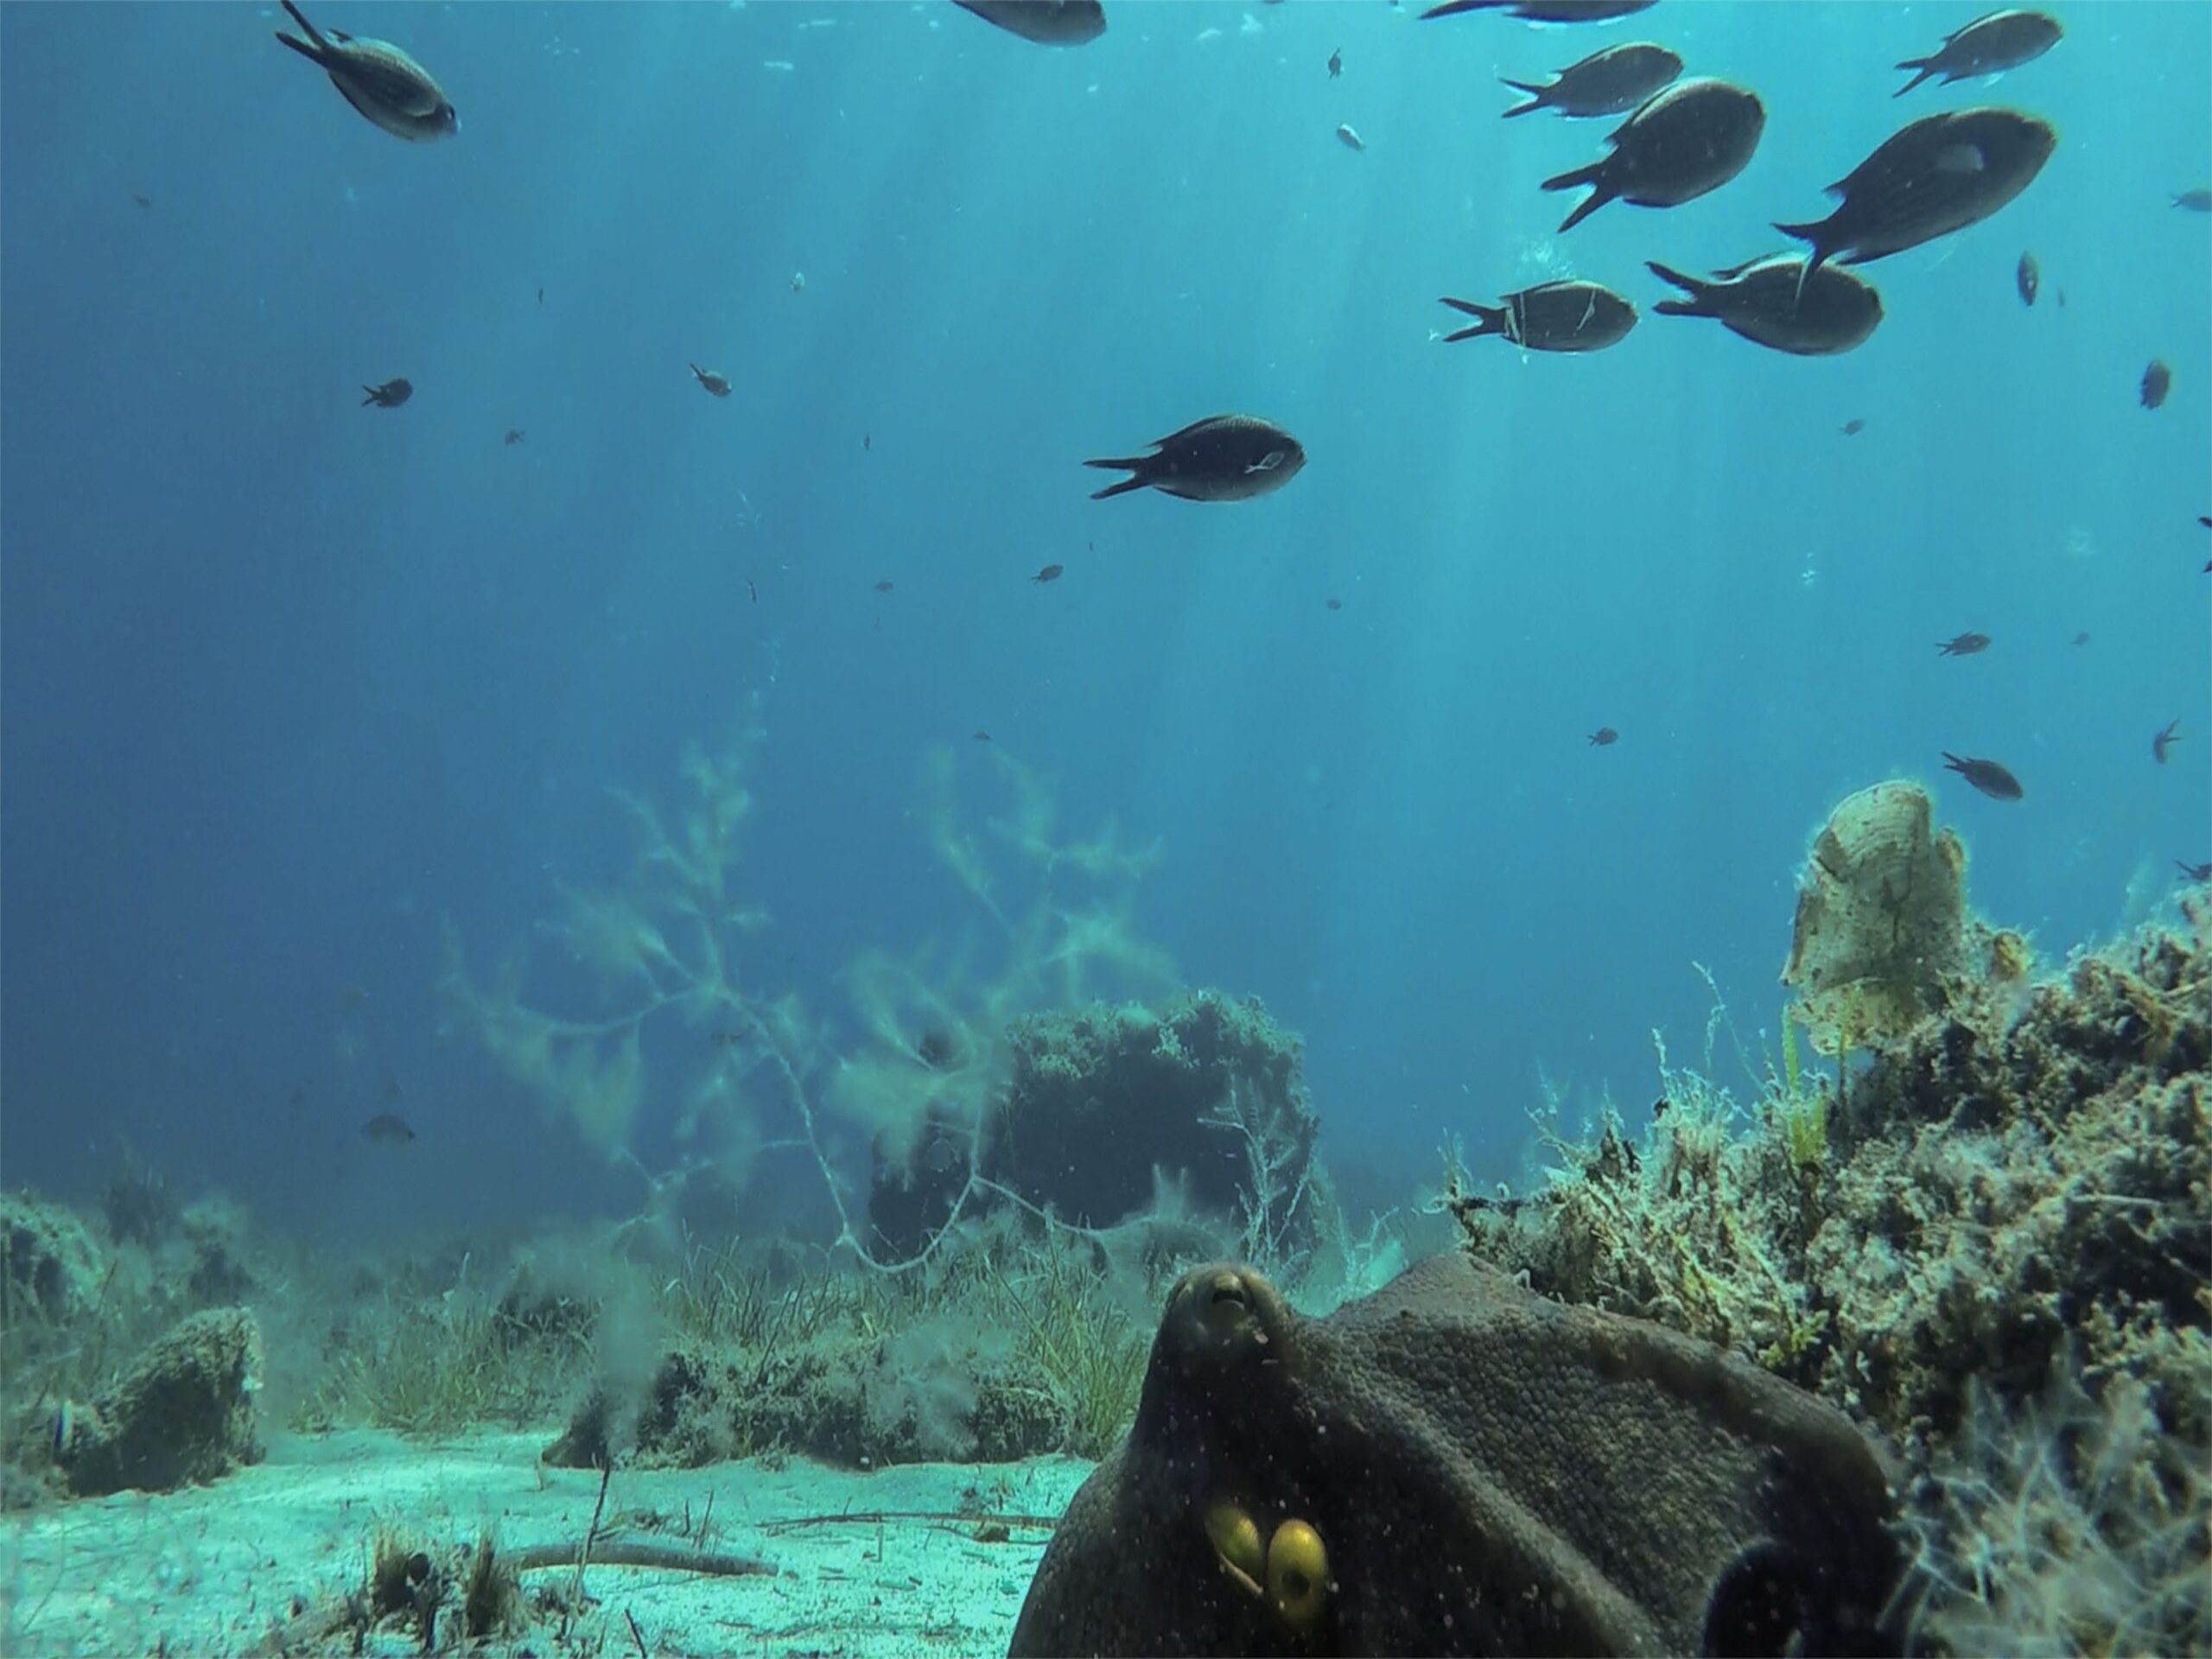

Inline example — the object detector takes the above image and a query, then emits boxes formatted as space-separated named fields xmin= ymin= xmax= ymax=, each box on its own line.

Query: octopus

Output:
xmin=1011 ymin=1253 xmax=1905 ymax=1657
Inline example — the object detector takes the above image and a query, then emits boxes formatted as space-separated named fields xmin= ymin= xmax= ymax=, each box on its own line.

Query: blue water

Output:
xmin=3 ymin=1 xmax=2206 ymax=1243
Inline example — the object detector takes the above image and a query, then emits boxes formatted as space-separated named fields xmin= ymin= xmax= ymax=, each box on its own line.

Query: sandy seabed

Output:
xmin=0 ymin=1429 xmax=1092 ymax=1656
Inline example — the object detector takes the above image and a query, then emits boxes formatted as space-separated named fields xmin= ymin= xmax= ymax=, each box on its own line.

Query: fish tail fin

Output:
xmin=1547 ymin=171 xmax=1616 ymax=233
xmin=1940 ymin=752 xmax=1966 ymax=773
xmin=1499 ymin=78 xmax=1547 ymax=118
xmin=1644 ymin=262 xmax=1709 ymax=316
xmin=1438 ymin=296 xmax=1510 ymax=341
xmin=1084 ymin=459 xmax=1150 ymax=499
xmin=277 ymin=0 xmax=327 ymax=56
xmin=1891 ymin=58 xmax=1937 ymax=97
xmin=361 ymin=386 xmax=379 ymax=404
xmin=274 ymin=27 xmax=324 ymax=63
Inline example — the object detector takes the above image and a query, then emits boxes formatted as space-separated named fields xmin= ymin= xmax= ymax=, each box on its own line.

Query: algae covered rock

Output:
xmin=1783 ymin=779 xmax=1969 ymax=1050
xmin=59 ymin=1306 xmax=265 ymax=1495
xmin=2 ymin=1190 xmax=107 ymax=1322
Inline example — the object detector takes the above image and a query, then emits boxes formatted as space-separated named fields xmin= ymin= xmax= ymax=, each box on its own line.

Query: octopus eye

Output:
xmin=1267 ymin=1519 xmax=1329 ymax=1630
xmin=1203 ymin=1503 xmax=1265 ymax=1599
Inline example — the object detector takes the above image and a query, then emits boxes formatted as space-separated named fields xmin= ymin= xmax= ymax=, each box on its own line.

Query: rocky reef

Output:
xmin=1447 ymin=781 xmax=2209 ymax=1656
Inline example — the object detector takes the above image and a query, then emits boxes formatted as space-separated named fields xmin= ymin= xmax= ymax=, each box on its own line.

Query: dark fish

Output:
xmin=504 ymin=429 xmax=524 ymax=445
xmin=1841 ymin=418 xmax=1866 ymax=435
xmin=1894 ymin=9 xmax=2062 ymax=97
xmin=537 ymin=286 xmax=544 ymax=305
xmin=2172 ymin=189 xmax=2212 ymax=213
xmin=1325 ymin=597 xmax=1343 ymax=610
xmin=1942 ymin=752 xmax=2023 ymax=800
xmin=2199 ymin=515 xmax=2211 ymax=531
xmin=131 ymin=193 xmax=153 ymax=209
xmin=864 ymin=432 xmax=873 ymax=450
xmin=1328 ymin=48 xmax=1342 ymax=78
xmin=1645 ymin=256 xmax=1881 ymax=355
xmin=1936 ymin=632 xmax=1991 ymax=656
xmin=2015 ymin=251 xmax=2038 ymax=306
xmin=2071 ymin=631 xmax=2089 ymax=645
xmin=1541 ymin=79 xmax=1765 ymax=233
xmin=1085 ymin=415 xmax=1306 ymax=503
xmin=2153 ymin=720 xmax=2182 ymax=764
xmin=874 ymin=579 xmax=895 ymax=593
xmin=361 ymin=378 xmax=411 ymax=408
xmin=950 ymin=0 xmax=1105 ymax=47
xmin=1423 ymin=0 xmax=1656 ymax=21
xmin=973 ymin=729 xmax=993 ymax=742
xmin=1500 ymin=42 xmax=1681 ymax=118
xmin=2177 ymin=861 xmax=2212 ymax=882
xmin=274 ymin=0 xmax=458 ymax=142
xmin=1588 ymin=727 xmax=1618 ymax=746
xmin=1777 ymin=108 xmax=2056 ymax=283
xmin=690 ymin=363 xmax=732 ymax=397
xmin=2140 ymin=359 xmax=2171 ymax=410
xmin=362 ymin=1112 xmax=416 ymax=1146
xmin=1033 ymin=563 xmax=1064 ymax=583
xmin=746 ymin=576 xmax=759 ymax=602
xmin=1437 ymin=279 xmax=1637 ymax=351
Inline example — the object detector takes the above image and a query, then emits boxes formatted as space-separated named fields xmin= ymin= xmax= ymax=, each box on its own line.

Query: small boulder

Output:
xmin=59 ymin=1306 xmax=264 ymax=1495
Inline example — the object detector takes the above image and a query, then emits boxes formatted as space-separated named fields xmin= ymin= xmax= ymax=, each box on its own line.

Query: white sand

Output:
xmin=0 ymin=1429 xmax=1092 ymax=1656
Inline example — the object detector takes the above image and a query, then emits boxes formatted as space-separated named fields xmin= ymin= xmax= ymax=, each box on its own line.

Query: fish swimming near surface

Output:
xmin=1841 ymin=418 xmax=1866 ymax=435
xmin=1033 ymin=563 xmax=1064 ymax=583
xmin=1777 ymin=107 xmax=2056 ymax=288
xmin=2153 ymin=721 xmax=2183 ymax=764
xmin=690 ymin=364 xmax=733 ymax=397
xmin=1588 ymin=727 xmax=1618 ymax=746
xmin=1645 ymin=256 xmax=1881 ymax=355
xmin=1423 ymin=0 xmax=1655 ymax=22
xmin=950 ymin=0 xmax=1106 ymax=47
xmin=1328 ymin=48 xmax=1342 ymax=78
xmin=1893 ymin=9 xmax=2062 ymax=97
xmin=274 ymin=0 xmax=458 ymax=142
xmin=1942 ymin=752 xmax=2024 ymax=800
xmin=1337 ymin=124 xmax=1368 ymax=152
xmin=2140 ymin=359 xmax=2171 ymax=410
xmin=2071 ymin=631 xmax=2090 ymax=645
xmin=2015 ymin=251 xmax=2038 ymax=306
xmin=874 ymin=579 xmax=895 ymax=593
xmin=1500 ymin=42 xmax=1681 ymax=118
xmin=362 ymin=378 xmax=411 ymax=408
xmin=1325 ymin=597 xmax=1343 ymax=610
xmin=1542 ymin=79 xmax=1766 ymax=232
xmin=1085 ymin=415 xmax=1306 ymax=503
xmin=2172 ymin=188 xmax=2212 ymax=213
xmin=504 ymin=429 xmax=524 ymax=445
xmin=362 ymin=1112 xmax=416 ymax=1146
xmin=1936 ymin=632 xmax=1992 ymax=656
xmin=1437 ymin=280 xmax=1637 ymax=351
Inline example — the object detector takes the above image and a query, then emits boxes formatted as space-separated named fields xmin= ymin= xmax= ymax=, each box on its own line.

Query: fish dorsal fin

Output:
xmin=1710 ymin=252 xmax=1786 ymax=281
xmin=1152 ymin=416 xmax=1227 ymax=447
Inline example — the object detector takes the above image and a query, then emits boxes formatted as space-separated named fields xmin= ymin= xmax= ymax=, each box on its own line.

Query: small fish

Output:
xmin=1894 ymin=9 xmax=2062 ymax=97
xmin=791 ymin=271 xmax=807 ymax=293
xmin=274 ymin=0 xmax=458 ymax=142
xmin=2177 ymin=861 xmax=2212 ymax=882
xmin=1422 ymin=1 xmax=1656 ymax=21
xmin=504 ymin=429 xmax=524 ymax=445
xmin=863 ymin=432 xmax=872 ymax=450
xmin=973 ymin=729 xmax=993 ymax=743
xmin=1542 ymin=79 xmax=1765 ymax=233
xmin=874 ymin=579 xmax=894 ymax=593
xmin=710 ymin=1029 xmax=745 ymax=1049
xmin=362 ymin=1112 xmax=416 ymax=1146
xmin=1086 ymin=414 xmax=1306 ymax=504
xmin=537 ymin=286 xmax=544 ymax=305
xmin=2071 ymin=631 xmax=2089 ymax=645
xmin=1646 ymin=257 xmax=1880 ymax=356
xmin=1942 ymin=752 xmax=2024 ymax=800
xmin=1439 ymin=279 xmax=1637 ymax=352
xmin=2140 ymin=359 xmax=2171 ymax=410
xmin=361 ymin=378 xmax=411 ymax=408
xmin=131 ymin=192 xmax=153 ymax=209
xmin=1033 ymin=563 xmax=1065 ymax=583
xmin=1336 ymin=123 xmax=1367 ymax=152
xmin=1936 ymin=632 xmax=1991 ymax=656
xmin=1587 ymin=727 xmax=1618 ymax=747
xmin=1325 ymin=597 xmax=1343 ymax=610
xmin=1841 ymin=418 xmax=1866 ymax=435
xmin=2173 ymin=188 xmax=2212 ymax=213
xmin=2015 ymin=251 xmax=2038 ymax=306
xmin=2153 ymin=720 xmax=2183 ymax=764
xmin=746 ymin=576 xmax=759 ymax=603
xmin=690 ymin=363 xmax=732 ymax=397
xmin=1328 ymin=47 xmax=1342 ymax=78
xmin=1499 ymin=41 xmax=1681 ymax=119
